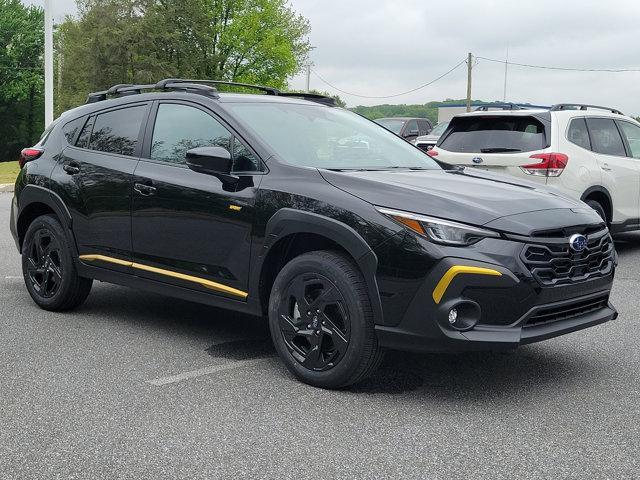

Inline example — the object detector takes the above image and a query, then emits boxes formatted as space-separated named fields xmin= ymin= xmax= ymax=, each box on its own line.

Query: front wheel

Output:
xmin=268 ymin=250 xmax=383 ymax=389
xmin=22 ymin=214 xmax=93 ymax=311
xmin=586 ymin=200 xmax=608 ymax=225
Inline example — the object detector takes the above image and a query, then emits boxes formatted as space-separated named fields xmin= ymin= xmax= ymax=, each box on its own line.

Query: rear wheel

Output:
xmin=22 ymin=214 xmax=92 ymax=311
xmin=268 ymin=250 xmax=383 ymax=389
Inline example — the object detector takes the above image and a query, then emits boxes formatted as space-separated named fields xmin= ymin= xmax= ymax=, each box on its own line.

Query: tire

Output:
xmin=21 ymin=214 xmax=93 ymax=311
xmin=268 ymin=250 xmax=383 ymax=389
xmin=586 ymin=199 xmax=607 ymax=224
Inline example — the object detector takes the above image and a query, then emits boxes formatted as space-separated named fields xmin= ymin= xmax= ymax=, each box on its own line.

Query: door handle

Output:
xmin=63 ymin=163 xmax=80 ymax=175
xmin=601 ymin=163 xmax=612 ymax=172
xmin=134 ymin=182 xmax=157 ymax=196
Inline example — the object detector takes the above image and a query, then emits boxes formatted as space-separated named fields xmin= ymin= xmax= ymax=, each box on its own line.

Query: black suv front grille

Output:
xmin=525 ymin=294 xmax=610 ymax=327
xmin=521 ymin=228 xmax=614 ymax=286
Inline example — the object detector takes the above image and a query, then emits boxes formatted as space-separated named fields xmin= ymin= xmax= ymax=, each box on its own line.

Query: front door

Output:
xmin=53 ymin=103 xmax=150 ymax=273
xmin=131 ymin=101 xmax=263 ymax=300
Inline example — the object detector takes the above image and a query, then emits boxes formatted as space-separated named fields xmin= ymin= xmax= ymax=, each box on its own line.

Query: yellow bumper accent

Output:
xmin=432 ymin=265 xmax=502 ymax=304
xmin=79 ymin=254 xmax=248 ymax=299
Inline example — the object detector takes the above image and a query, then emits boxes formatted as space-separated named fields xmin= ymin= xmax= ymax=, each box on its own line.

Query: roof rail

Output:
xmin=86 ymin=78 xmax=338 ymax=107
xmin=474 ymin=103 xmax=528 ymax=111
xmin=550 ymin=103 xmax=624 ymax=115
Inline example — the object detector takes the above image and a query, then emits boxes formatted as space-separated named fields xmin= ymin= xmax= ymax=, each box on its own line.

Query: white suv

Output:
xmin=428 ymin=104 xmax=640 ymax=232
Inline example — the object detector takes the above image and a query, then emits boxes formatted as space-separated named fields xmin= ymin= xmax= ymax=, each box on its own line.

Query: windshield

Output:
xmin=374 ymin=118 xmax=406 ymax=134
xmin=430 ymin=122 xmax=449 ymax=137
xmin=227 ymin=103 xmax=442 ymax=171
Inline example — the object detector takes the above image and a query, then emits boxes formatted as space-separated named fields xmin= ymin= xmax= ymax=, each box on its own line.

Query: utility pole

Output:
xmin=305 ymin=64 xmax=311 ymax=93
xmin=503 ymin=47 xmax=509 ymax=102
xmin=466 ymin=52 xmax=473 ymax=112
xmin=44 ymin=0 xmax=54 ymax=127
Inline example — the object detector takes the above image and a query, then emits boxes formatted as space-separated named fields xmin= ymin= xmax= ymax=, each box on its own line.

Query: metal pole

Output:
xmin=305 ymin=64 xmax=311 ymax=93
xmin=466 ymin=52 xmax=472 ymax=112
xmin=503 ymin=47 xmax=509 ymax=102
xmin=44 ymin=0 xmax=54 ymax=127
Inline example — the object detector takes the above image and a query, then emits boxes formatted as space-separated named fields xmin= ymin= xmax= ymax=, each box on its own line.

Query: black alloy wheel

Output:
xmin=277 ymin=272 xmax=350 ymax=371
xmin=25 ymin=228 xmax=63 ymax=299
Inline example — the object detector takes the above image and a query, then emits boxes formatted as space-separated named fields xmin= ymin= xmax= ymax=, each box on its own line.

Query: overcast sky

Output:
xmin=27 ymin=0 xmax=640 ymax=114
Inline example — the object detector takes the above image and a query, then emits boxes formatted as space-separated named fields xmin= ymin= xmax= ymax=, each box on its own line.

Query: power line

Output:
xmin=310 ymin=58 xmax=467 ymax=99
xmin=476 ymin=56 xmax=640 ymax=73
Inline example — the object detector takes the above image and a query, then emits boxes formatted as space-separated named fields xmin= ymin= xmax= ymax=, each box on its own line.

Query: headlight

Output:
xmin=377 ymin=207 xmax=500 ymax=246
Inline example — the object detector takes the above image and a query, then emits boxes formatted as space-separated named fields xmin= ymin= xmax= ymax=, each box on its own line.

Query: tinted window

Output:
xmin=232 ymin=137 xmax=260 ymax=172
xmin=405 ymin=119 xmax=418 ymax=135
xmin=617 ymin=121 xmax=640 ymax=159
xmin=417 ymin=119 xmax=431 ymax=136
xmin=585 ymin=118 xmax=626 ymax=157
xmin=90 ymin=106 xmax=146 ymax=156
xmin=76 ymin=116 xmax=94 ymax=149
xmin=439 ymin=116 xmax=547 ymax=153
xmin=63 ymin=117 xmax=85 ymax=144
xmin=150 ymin=103 xmax=232 ymax=165
xmin=567 ymin=118 xmax=591 ymax=150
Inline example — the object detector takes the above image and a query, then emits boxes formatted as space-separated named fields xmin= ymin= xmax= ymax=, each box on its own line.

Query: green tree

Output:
xmin=0 ymin=0 xmax=44 ymax=161
xmin=56 ymin=0 xmax=311 ymax=113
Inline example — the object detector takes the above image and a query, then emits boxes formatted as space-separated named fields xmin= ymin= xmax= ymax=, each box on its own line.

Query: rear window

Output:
xmin=438 ymin=115 xmax=548 ymax=153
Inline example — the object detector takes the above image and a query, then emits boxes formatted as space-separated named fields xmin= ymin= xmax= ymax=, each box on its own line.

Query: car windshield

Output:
xmin=227 ymin=103 xmax=442 ymax=171
xmin=374 ymin=118 xmax=406 ymax=134
xmin=430 ymin=122 xmax=449 ymax=137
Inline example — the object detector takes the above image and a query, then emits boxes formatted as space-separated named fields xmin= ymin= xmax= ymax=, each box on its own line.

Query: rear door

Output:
xmin=586 ymin=117 xmax=640 ymax=222
xmin=435 ymin=114 xmax=551 ymax=182
xmin=130 ymin=100 xmax=263 ymax=300
xmin=53 ymin=103 xmax=150 ymax=273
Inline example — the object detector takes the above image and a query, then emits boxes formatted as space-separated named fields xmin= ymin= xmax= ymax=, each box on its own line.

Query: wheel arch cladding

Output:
xmin=581 ymin=186 xmax=612 ymax=223
xmin=17 ymin=185 xmax=73 ymax=249
xmin=257 ymin=208 xmax=384 ymax=325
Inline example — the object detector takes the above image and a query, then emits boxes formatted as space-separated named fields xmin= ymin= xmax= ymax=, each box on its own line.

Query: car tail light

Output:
xmin=426 ymin=149 xmax=439 ymax=158
xmin=19 ymin=148 xmax=44 ymax=169
xmin=521 ymin=153 xmax=568 ymax=177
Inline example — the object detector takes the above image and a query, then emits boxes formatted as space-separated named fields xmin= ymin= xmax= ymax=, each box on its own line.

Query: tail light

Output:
xmin=521 ymin=153 xmax=568 ymax=177
xmin=426 ymin=149 xmax=439 ymax=158
xmin=19 ymin=148 xmax=44 ymax=169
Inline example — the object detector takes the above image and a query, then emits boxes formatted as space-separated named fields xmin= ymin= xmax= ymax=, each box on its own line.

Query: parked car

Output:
xmin=428 ymin=104 xmax=640 ymax=232
xmin=11 ymin=83 xmax=617 ymax=389
xmin=374 ymin=117 xmax=432 ymax=143
xmin=415 ymin=121 xmax=449 ymax=151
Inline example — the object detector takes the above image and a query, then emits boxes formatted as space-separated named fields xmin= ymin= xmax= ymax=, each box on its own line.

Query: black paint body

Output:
xmin=10 ymin=91 xmax=618 ymax=353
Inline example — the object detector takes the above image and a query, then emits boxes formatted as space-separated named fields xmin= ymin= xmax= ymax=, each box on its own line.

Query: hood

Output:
xmin=320 ymin=167 xmax=602 ymax=235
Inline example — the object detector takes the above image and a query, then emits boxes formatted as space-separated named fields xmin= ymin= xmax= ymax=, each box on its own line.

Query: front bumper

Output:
xmin=373 ymin=234 xmax=617 ymax=353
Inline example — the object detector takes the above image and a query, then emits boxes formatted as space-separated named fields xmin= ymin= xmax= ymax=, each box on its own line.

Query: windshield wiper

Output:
xmin=480 ymin=147 xmax=521 ymax=153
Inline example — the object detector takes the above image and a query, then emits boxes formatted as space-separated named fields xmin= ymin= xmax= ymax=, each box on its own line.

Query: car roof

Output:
xmin=376 ymin=117 xmax=426 ymax=121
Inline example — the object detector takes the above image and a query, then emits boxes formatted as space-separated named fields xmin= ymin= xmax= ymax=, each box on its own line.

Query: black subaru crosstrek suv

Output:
xmin=10 ymin=79 xmax=617 ymax=388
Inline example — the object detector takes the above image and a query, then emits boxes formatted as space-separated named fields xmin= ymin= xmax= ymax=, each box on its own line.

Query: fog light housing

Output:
xmin=442 ymin=300 xmax=481 ymax=331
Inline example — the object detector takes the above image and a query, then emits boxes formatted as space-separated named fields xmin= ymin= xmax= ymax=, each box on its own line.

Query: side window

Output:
xmin=417 ymin=120 xmax=430 ymax=136
xmin=62 ymin=117 xmax=86 ymax=145
xmin=585 ymin=118 xmax=626 ymax=157
xmin=405 ymin=119 xmax=419 ymax=136
xmin=232 ymin=137 xmax=261 ymax=172
xmin=89 ymin=105 xmax=147 ymax=156
xmin=150 ymin=103 xmax=231 ymax=165
xmin=76 ymin=116 xmax=95 ymax=149
xmin=567 ymin=118 xmax=591 ymax=150
xmin=617 ymin=121 xmax=640 ymax=159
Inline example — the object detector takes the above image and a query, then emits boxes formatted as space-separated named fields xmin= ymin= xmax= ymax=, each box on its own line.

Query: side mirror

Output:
xmin=186 ymin=146 xmax=232 ymax=176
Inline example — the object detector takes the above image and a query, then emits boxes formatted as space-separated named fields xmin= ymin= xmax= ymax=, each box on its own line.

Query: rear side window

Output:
xmin=62 ymin=117 xmax=86 ymax=145
xmin=617 ymin=121 xmax=640 ymax=159
xmin=405 ymin=119 xmax=418 ymax=136
xmin=89 ymin=105 xmax=147 ymax=157
xmin=439 ymin=116 xmax=547 ymax=153
xmin=585 ymin=118 xmax=626 ymax=157
xmin=76 ymin=116 xmax=94 ymax=149
xmin=567 ymin=118 xmax=591 ymax=150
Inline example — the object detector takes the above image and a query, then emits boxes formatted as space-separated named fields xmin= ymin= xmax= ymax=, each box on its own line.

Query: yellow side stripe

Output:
xmin=432 ymin=266 xmax=502 ymax=304
xmin=79 ymin=254 xmax=248 ymax=299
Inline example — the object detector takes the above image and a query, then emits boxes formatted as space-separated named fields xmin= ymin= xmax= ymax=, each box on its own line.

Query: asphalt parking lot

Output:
xmin=1 ymin=192 xmax=639 ymax=480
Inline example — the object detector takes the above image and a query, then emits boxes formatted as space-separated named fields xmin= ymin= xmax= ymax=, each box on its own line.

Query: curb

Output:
xmin=0 ymin=184 xmax=14 ymax=193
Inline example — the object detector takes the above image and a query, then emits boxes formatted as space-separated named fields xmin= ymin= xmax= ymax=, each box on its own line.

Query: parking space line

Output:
xmin=146 ymin=357 xmax=272 ymax=386
xmin=4 ymin=276 xmax=21 ymax=280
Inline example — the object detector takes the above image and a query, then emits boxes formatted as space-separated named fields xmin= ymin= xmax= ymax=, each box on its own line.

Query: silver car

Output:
xmin=414 ymin=121 xmax=449 ymax=151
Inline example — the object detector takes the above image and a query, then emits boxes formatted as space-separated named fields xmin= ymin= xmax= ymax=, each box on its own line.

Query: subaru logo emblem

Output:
xmin=569 ymin=234 xmax=588 ymax=252
xmin=472 ymin=157 xmax=483 ymax=164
